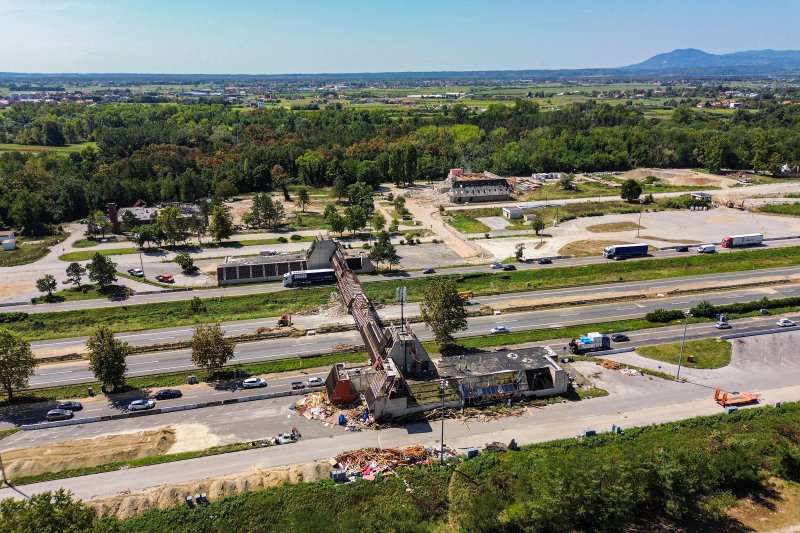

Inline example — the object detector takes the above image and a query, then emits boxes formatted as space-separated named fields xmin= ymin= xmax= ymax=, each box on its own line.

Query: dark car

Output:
xmin=610 ymin=334 xmax=630 ymax=342
xmin=502 ymin=264 xmax=516 ymax=271
xmin=46 ymin=409 xmax=74 ymax=421
xmin=422 ymin=268 xmax=435 ymax=274
xmin=154 ymin=389 xmax=182 ymax=400
xmin=537 ymin=258 xmax=552 ymax=265
xmin=675 ymin=246 xmax=689 ymax=252
xmin=56 ymin=401 xmax=83 ymax=411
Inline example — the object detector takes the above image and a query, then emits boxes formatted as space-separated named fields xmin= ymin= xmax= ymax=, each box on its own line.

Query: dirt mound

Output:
xmin=90 ymin=460 xmax=332 ymax=520
xmin=296 ymin=291 xmax=347 ymax=319
xmin=3 ymin=427 xmax=177 ymax=479
xmin=585 ymin=222 xmax=642 ymax=233
xmin=558 ymin=239 xmax=630 ymax=257
xmin=619 ymin=168 xmax=735 ymax=188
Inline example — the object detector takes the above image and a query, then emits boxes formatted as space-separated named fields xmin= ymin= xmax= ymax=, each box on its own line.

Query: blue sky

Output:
xmin=1 ymin=0 xmax=799 ymax=74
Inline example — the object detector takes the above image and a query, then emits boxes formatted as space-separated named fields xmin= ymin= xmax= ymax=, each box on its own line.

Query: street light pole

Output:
xmin=440 ymin=379 xmax=448 ymax=465
xmin=676 ymin=311 xmax=692 ymax=380
xmin=637 ymin=199 xmax=644 ymax=238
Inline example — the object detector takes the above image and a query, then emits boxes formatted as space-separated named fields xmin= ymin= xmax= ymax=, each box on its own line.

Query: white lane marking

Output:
xmin=128 ymin=360 xmax=160 ymax=366
xmin=37 ymin=370 xmax=73 ymax=376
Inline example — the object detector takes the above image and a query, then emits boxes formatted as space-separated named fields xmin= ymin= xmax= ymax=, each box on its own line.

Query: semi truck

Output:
xmin=603 ymin=243 xmax=649 ymax=260
xmin=569 ymin=332 xmax=612 ymax=354
xmin=282 ymin=269 xmax=337 ymax=288
xmin=720 ymin=233 xmax=763 ymax=248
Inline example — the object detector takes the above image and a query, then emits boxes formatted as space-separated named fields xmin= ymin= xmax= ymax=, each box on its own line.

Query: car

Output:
xmin=537 ymin=258 xmax=552 ymax=265
xmin=714 ymin=321 xmax=732 ymax=330
xmin=502 ymin=264 xmax=517 ymax=271
xmin=308 ymin=377 xmax=324 ymax=387
xmin=610 ymin=334 xmax=630 ymax=342
xmin=127 ymin=268 xmax=144 ymax=277
xmin=291 ymin=381 xmax=306 ymax=390
xmin=490 ymin=262 xmax=504 ymax=269
xmin=56 ymin=401 xmax=83 ymax=411
xmin=154 ymin=389 xmax=182 ymax=400
xmin=156 ymin=274 xmax=174 ymax=283
xmin=777 ymin=318 xmax=796 ymax=327
xmin=128 ymin=399 xmax=156 ymax=411
xmin=675 ymin=246 xmax=689 ymax=252
xmin=242 ymin=377 xmax=267 ymax=389
xmin=45 ymin=409 xmax=74 ymax=421
xmin=422 ymin=268 xmax=435 ymax=274
xmin=490 ymin=326 xmax=510 ymax=334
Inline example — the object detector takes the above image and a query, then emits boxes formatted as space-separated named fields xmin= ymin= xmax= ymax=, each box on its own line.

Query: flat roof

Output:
xmin=435 ymin=347 xmax=551 ymax=378
xmin=223 ymin=252 xmax=306 ymax=266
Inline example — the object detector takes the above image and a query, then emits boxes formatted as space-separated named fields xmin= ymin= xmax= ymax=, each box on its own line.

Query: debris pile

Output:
xmin=332 ymin=445 xmax=441 ymax=481
xmin=620 ymin=368 xmax=643 ymax=377
xmin=250 ymin=428 xmax=302 ymax=447
xmin=295 ymin=393 xmax=376 ymax=429
xmin=297 ymin=291 xmax=348 ymax=318
xmin=599 ymin=360 xmax=621 ymax=371
xmin=295 ymin=392 xmax=335 ymax=421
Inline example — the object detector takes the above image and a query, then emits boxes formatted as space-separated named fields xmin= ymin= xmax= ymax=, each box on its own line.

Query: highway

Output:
xmin=27 ymin=279 xmax=800 ymax=388
xmin=28 ymin=264 xmax=800 ymax=355
xmin=11 ymin=237 xmax=800 ymax=315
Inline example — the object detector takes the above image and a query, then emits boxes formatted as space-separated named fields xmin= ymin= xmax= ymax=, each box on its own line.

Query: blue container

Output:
xmin=466 ymin=447 xmax=479 ymax=459
xmin=724 ymin=406 xmax=738 ymax=414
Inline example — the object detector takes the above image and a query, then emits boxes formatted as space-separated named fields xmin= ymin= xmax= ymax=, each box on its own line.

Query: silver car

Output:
xmin=242 ymin=377 xmax=267 ymax=389
xmin=129 ymin=399 xmax=155 ymax=411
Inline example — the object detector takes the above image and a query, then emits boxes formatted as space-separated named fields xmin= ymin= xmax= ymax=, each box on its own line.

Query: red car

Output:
xmin=156 ymin=274 xmax=174 ymax=283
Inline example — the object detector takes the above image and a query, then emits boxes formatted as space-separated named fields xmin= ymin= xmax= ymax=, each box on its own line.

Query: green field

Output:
xmin=0 ymin=141 xmax=96 ymax=154
xmin=758 ymin=202 xmax=800 ymax=217
xmin=0 ymin=234 xmax=67 ymax=267
xmin=637 ymin=338 xmax=732 ymax=369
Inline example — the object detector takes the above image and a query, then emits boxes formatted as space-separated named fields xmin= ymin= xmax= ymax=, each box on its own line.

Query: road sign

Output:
xmin=395 ymin=286 xmax=406 ymax=303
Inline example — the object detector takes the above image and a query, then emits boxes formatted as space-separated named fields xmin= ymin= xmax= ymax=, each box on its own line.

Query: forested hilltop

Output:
xmin=1 ymin=99 xmax=799 ymax=235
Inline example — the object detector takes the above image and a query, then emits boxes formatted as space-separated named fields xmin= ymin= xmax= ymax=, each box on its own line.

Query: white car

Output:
xmin=307 ymin=377 xmax=323 ymax=387
xmin=128 ymin=399 xmax=155 ymax=411
xmin=777 ymin=318 xmax=796 ymax=327
xmin=127 ymin=268 xmax=144 ymax=277
xmin=490 ymin=262 xmax=504 ymax=269
xmin=714 ymin=321 xmax=732 ymax=330
xmin=242 ymin=377 xmax=267 ymax=389
xmin=490 ymin=326 xmax=509 ymax=334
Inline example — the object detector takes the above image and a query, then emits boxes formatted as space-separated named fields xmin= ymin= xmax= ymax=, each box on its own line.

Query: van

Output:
xmin=697 ymin=244 xmax=716 ymax=253
xmin=308 ymin=377 xmax=323 ymax=387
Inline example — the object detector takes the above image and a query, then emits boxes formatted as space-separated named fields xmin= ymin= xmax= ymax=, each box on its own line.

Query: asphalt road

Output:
xmin=27 ymin=279 xmax=800 ymax=388
xmin=12 ymin=238 xmax=800 ymax=315
xmin=28 ymin=263 xmax=800 ymax=356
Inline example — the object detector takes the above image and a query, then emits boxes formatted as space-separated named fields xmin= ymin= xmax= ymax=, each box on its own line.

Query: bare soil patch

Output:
xmin=637 ymin=235 xmax=703 ymax=244
xmin=727 ymin=478 xmax=800 ymax=532
xmin=586 ymin=222 xmax=642 ymax=233
xmin=558 ymin=239 xmax=629 ymax=257
xmin=620 ymin=168 xmax=737 ymax=188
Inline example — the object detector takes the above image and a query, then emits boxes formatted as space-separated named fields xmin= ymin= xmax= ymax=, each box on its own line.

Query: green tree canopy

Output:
xmin=190 ymin=323 xmax=235 ymax=376
xmin=87 ymin=253 xmax=117 ymax=289
xmin=208 ymin=204 xmax=234 ymax=242
xmin=86 ymin=326 xmax=130 ymax=390
xmin=419 ymin=277 xmax=468 ymax=347
xmin=0 ymin=328 xmax=36 ymax=401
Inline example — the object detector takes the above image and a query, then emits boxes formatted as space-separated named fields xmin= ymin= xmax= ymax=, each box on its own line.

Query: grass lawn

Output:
xmin=585 ymin=221 xmax=642 ymax=233
xmin=0 ymin=234 xmax=68 ymax=267
xmin=0 ymin=141 xmax=96 ymax=154
xmin=59 ymin=247 xmax=140 ymax=261
xmin=758 ymin=203 xmax=800 ymax=217
xmin=447 ymin=210 xmax=491 ymax=233
xmin=72 ymin=238 xmax=101 ymax=248
xmin=637 ymin=339 xmax=732 ymax=369
xmin=33 ymin=284 xmax=132 ymax=304
xmin=0 ymin=427 xmax=20 ymax=441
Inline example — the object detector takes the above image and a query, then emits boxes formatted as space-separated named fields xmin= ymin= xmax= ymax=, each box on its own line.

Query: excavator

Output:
xmin=277 ymin=314 xmax=293 ymax=327
xmin=722 ymin=198 xmax=746 ymax=210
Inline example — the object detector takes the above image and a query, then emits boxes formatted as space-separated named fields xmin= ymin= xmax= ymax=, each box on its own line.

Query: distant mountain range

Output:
xmin=2 ymin=49 xmax=800 ymax=82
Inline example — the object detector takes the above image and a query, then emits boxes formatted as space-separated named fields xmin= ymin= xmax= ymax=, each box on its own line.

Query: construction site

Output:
xmin=316 ymin=237 xmax=569 ymax=420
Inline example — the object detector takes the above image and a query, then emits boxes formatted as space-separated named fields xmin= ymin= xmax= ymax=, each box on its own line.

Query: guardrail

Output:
xmin=19 ymin=385 xmax=325 ymax=431
xmin=720 ymin=326 xmax=798 ymax=340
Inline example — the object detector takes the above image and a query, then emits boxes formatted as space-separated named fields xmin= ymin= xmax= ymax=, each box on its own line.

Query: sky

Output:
xmin=1 ymin=0 xmax=800 ymax=74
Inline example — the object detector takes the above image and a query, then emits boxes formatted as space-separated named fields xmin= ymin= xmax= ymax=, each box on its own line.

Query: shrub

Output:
xmin=277 ymin=237 xmax=288 ymax=243
xmin=290 ymin=234 xmax=302 ymax=241
xmin=690 ymin=300 xmax=718 ymax=318
xmin=0 ymin=312 xmax=28 ymax=323
xmin=416 ymin=238 xmax=421 ymax=244
xmin=362 ymin=243 xmax=371 ymax=249
xmin=646 ymin=309 xmax=686 ymax=323
xmin=399 ymin=239 xmax=405 ymax=245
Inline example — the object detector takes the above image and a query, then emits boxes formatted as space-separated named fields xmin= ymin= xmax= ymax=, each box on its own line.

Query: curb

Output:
xmin=721 ymin=326 xmax=798 ymax=340
xmin=19 ymin=386 xmax=324 ymax=431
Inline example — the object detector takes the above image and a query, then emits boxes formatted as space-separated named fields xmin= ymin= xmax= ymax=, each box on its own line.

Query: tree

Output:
xmin=36 ymin=274 xmax=57 ymax=298
xmin=329 ymin=213 xmax=347 ymax=236
xmin=87 ymin=252 xmax=117 ymax=289
xmin=531 ymin=216 xmax=545 ymax=236
xmin=175 ymin=252 xmax=196 ymax=273
xmin=393 ymin=196 xmax=406 ymax=215
xmin=271 ymin=164 xmax=290 ymax=201
xmin=190 ymin=323 xmax=235 ymax=376
xmin=0 ymin=489 xmax=99 ymax=533
xmin=332 ymin=175 xmax=347 ymax=200
xmin=120 ymin=210 xmax=138 ymax=233
xmin=214 ymin=179 xmax=238 ymax=200
xmin=86 ymin=209 xmax=110 ymax=239
xmin=86 ymin=326 xmax=129 ymax=390
xmin=344 ymin=205 xmax=366 ymax=235
xmin=372 ymin=211 xmax=387 ymax=232
xmin=156 ymin=205 xmax=188 ymax=246
xmin=515 ymin=242 xmax=525 ymax=261
xmin=420 ymin=278 xmax=468 ymax=347
xmin=620 ymin=179 xmax=643 ymax=202
xmin=0 ymin=328 xmax=36 ymax=402
xmin=323 ymin=203 xmax=338 ymax=223
xmin=64 ymin=262 xmax=86 ymax=289
xmin=208 ymin=204 xmax=234 ymax=242
xmin=296 ymin=187 xmax=311 ymax=212
xmin=558 ymin=174 xmax=576 ymax=191
xmin=369 ymin=231 xmax=399 ymax=270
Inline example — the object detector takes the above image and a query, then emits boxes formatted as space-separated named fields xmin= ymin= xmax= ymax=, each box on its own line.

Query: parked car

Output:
xmin=156 ymin=274 xmax=174 ymax=283
xmin=610 ymin=334 xmax=630 ymax=342
xmin=127 ymin=268 xmax=144 ymax=277
xmin=675 ymin=246 xmax=689 ymax=252
xmin=56 ymin=401 xmax=83 ymax=411
xmin=154 ymin=389 xmax=182 ymax=400
xmin=128 ymin=399 xmax=156 ymax=411
xmin=46 ymin=408 xmax=74 ymax=421
xmin=422 ymin=268 xmax=435 ymax=274
xmin=490 ymin=262 xmax=503 ymax=269
xmin=537 ymin=258 xmax=552 ymax=265
xmin=502 ymin=264 xmax=516 ymax=271
xmin=697 ymin=244 xmax=716 ymax=254
xmin=242 ymin=377 xmax=267 ymax=389
xmin=777 ymin=318 xmax=796 ymax=327
xmin=291 ymin=381 xmax=305 ymax=390
xmin=714 ymin=321 xmax=732 ymax=330
xmin=308 ymin=377 xmax=324 ymax=386
xmin=491 ymin=326 xmax=510 ymax=334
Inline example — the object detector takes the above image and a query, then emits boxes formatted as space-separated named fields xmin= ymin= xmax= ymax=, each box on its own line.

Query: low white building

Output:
xmin=502 ymin=206 xmax=523 ymax=219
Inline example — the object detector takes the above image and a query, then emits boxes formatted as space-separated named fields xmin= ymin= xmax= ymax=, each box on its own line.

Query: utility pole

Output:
xmin=397 ymin=286 xmax=407 ymax=372
xmin=440 ymin=379 xmax=448 ymax=465
xmin=676 ymin=311 xmax=692 ymax=380
xmin=637 ymin=198 xmax=644 ymax=238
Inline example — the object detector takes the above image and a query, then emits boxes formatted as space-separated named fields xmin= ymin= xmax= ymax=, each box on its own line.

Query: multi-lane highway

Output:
xmin=28 ymin=279 xmax=800 ymax=388
xmin=10 ymin=238 xmax=800 ymax=315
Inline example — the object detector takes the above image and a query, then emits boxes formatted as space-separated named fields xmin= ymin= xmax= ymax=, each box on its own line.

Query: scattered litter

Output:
xmin=620 ymin=368 xmax=643 ymax=377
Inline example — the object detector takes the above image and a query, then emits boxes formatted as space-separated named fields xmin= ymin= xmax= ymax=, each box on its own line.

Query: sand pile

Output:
xmin=3 ymin=427 xmax=177 ymax=479
xmin=90 ymin=460 xmax=333 ymax=520
xmin=297 ymin=291 xmax=348 ymax=319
